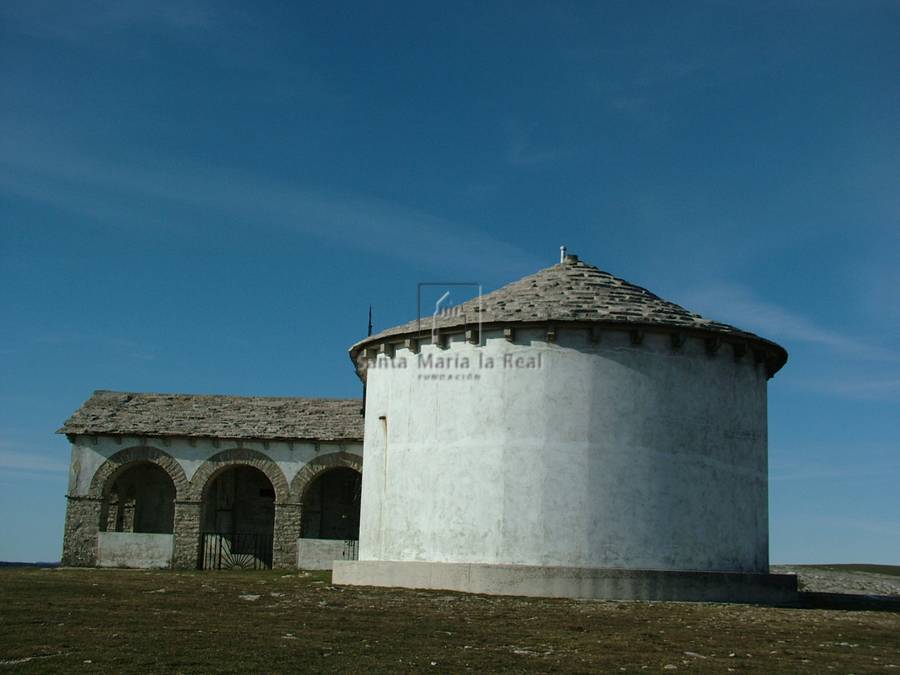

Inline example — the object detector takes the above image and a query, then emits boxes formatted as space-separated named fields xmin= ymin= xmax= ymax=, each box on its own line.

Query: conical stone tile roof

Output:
xmin=351 ymin=255 xmax=787 ymax=375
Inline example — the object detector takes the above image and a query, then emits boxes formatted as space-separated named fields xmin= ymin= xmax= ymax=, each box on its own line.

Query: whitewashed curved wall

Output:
xmin=359 ymin=327 xmax=770 ymax=574
xmin=67 ymin=437 xmax=363 ymax=496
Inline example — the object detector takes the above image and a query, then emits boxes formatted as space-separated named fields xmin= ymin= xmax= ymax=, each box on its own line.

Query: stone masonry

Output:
xmin=60 ymin=392 xmax=365 ymax=570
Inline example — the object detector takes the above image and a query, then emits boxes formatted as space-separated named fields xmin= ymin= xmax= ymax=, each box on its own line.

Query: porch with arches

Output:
xmin=63 ymin=439 xmax=364 ymax=571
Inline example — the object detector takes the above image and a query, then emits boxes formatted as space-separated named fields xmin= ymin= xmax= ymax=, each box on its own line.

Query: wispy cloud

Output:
xmin=0 ymin=132 xmax=541 ymax=277
xmin=790 ymin=376 xmax=900 ymax=401
xmin=771 ymin=460 xmax=898 ymax=482
xmin=0 ymin=448 xmax=68 ymax=474
xmin=0 ymin=322 xmax=158 ymax=361
xmin=679 ymin=283 xmax=900 ymax=402
xmin=504 ymin=120 xmax=576 ymax=168
xmin=2 ymin=0 xmax=218 ymax=41
xmin=35 ymin=331 xmax=158 ymax=362
xmin=804 ymin=515 xmax=900 ymax=539
xmin=680 ymin=283 xmax=899 ymax=363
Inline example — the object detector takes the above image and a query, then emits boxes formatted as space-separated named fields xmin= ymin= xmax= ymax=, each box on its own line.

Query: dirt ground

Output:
xmin=1 ymin=567 xmax=898 ymax=673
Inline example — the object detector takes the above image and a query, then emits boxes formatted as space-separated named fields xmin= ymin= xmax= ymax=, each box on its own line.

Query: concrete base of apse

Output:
xmin=333 ymin=560 xmax=799 ymax=604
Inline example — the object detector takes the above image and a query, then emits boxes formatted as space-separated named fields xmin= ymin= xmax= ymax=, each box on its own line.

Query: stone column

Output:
xmin=121 ymin=499 xmax=136 ymax=533
xmin=61 ymin=496 xmax=102 ymax=567
xmin=105 ymin=498 xmax=119 ymax=532
xmin=172 ymin=500 xmax=202 ymax=570
xmin=273 ymin=502 xmax=302 ymax=570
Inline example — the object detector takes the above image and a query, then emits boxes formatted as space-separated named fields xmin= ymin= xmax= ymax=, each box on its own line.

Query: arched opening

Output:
xmin=102 ymin=462 xmax=175 ymax=534
xmin=301 ymin=467 xmax=361 ymax=540
xmin=200 ymin=465 xmax=275 ymax=569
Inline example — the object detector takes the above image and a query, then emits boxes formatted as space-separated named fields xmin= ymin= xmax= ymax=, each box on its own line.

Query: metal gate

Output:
xmin=200 ymin=532 xmax=273 ymax=570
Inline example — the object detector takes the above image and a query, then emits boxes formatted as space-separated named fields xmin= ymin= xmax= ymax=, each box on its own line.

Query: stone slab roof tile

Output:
xmin=350 ymin=256 xmax=788 ymax=374
xmin=58 ymin=390 xmax=364 ymax=442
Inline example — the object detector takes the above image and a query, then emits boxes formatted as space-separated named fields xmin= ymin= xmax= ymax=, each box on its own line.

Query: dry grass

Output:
xmin=1 ymin=567 xmax=898 ymax=673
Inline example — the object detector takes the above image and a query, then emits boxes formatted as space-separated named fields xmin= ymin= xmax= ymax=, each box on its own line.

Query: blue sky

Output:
xmin=1 ymin=1 xmax=898 ymax=564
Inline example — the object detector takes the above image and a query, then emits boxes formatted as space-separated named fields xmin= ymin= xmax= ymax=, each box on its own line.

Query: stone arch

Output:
xmin=188 ymin=447 xmax=289 ymax=503
xmin=290 ymin=451 xmax=362 ymax=503
xmin=88 ymin=446 xmax=189 ymax=501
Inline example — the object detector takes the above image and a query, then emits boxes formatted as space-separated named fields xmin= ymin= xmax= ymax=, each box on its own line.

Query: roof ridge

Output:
xmin=88 ymin=389 xmax=361 ymax=402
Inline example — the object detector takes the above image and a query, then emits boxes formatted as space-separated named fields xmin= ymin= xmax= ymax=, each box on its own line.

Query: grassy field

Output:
xmin=1 ymin=567 xmax=898 ymax=673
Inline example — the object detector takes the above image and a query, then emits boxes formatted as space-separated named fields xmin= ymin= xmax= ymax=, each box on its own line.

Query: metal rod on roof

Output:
xmin=362 ymin=305 xmax=373 ymax=415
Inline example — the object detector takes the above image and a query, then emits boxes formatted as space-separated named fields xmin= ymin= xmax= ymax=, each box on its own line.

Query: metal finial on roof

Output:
xmin=560 ymin=245 xmax=566 ymax=263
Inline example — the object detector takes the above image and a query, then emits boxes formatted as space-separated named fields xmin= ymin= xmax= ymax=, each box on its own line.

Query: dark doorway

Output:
xmin=202 ymin=465 xmax=275 ymax=538
xmin=103 ymin=462 xmax=175 ymax=534
xmin=301 ymin=468 xmax=361 ymax=540
xmin=200 ymin=465 xmax=275 ymax=569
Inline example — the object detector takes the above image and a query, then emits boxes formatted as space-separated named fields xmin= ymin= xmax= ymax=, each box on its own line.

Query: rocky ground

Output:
xmin=2 ymin=567 xmax=899 ymax=673
xmin=773 ymin=565 xmax=900 ymax=597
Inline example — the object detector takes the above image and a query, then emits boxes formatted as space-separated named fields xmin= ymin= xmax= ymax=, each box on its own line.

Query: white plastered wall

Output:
xmin=358 ymin=327 xmax=770 ymax=574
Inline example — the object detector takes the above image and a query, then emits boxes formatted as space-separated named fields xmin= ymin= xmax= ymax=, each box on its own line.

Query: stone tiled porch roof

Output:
xmin=58 ymin=390 xmax=364 ymax=442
